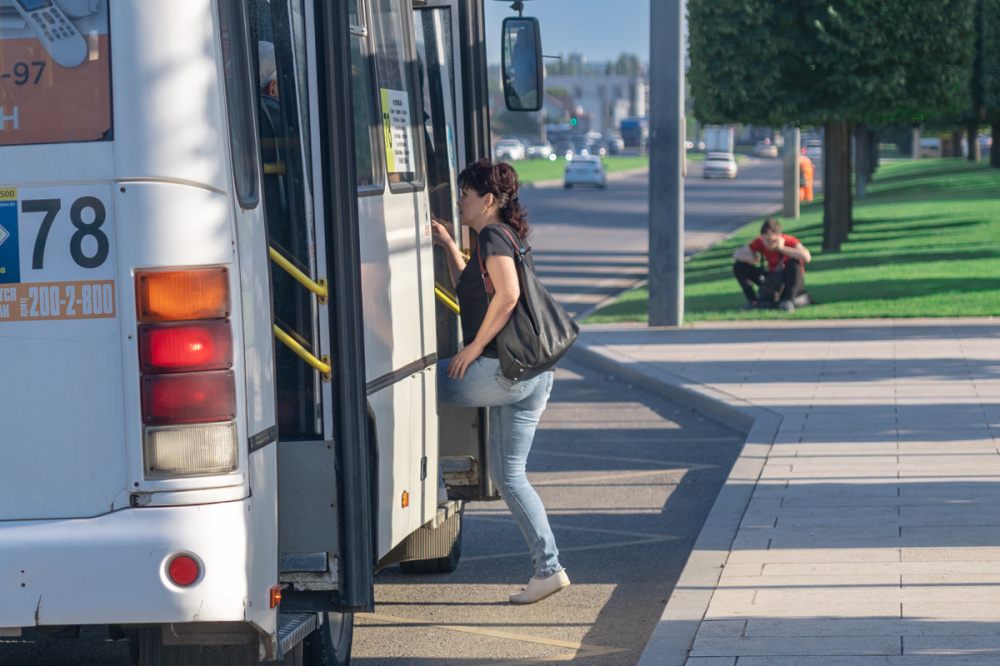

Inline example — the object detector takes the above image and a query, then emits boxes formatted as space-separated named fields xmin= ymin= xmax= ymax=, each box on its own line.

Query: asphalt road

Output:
xmin=525 ymin=155 xmax=789 ymax=317
xmin=351 ymin=357 xmax=744 ymax=665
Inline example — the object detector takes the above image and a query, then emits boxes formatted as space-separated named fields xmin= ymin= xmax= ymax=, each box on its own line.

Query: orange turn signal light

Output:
xmin=136 ymin=268 xmax=230 ymax=322
xmin=270 ymin=585 xmax=282 ymax=609
xmin=401 ymin=491 xmax=409 ymax=508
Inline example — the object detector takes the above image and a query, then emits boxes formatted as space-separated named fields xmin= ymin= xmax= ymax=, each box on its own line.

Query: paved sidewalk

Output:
xmin=570 ymin=318 xmax=1000 ymax=665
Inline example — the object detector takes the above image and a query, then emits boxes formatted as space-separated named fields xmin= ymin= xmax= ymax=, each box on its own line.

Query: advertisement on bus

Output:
xmin=0 ymin=0 xmax=110 ymax=145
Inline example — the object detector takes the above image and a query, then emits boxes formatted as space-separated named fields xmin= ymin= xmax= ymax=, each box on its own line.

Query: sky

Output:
xmin=483 ymin=0 xmax=650 ymax=66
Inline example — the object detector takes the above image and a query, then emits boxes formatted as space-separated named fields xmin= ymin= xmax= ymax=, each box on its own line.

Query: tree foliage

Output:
xmin=688 ymin=0 xmax=976 ymax=127
xmin=980 ymin=0 xmax=1000 ymax=120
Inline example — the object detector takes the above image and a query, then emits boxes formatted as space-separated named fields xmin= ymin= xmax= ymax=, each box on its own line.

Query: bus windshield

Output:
xmin=0 ymin=0 xmax=111 ymax=145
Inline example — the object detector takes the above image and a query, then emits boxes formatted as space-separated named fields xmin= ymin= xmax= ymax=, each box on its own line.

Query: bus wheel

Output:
xmin=304 ymin=612 xmax=354 ymax=666
xmin=399 ymin=510 xmax=462 ymax=574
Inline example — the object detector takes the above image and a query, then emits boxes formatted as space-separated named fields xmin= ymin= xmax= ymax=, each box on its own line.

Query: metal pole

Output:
xmin=783 ymin=127 xmax=800 ymax=219
xmin=647 ymin=0 xmax=684 ymax=327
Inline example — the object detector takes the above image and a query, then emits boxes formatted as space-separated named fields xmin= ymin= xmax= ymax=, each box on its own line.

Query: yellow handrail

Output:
xmin=269 ymin=246 xmax=328 ymax=304
xmin=434 ymin=284 xmax=460 ymax=315
xmin=273 ymin=324 xmax=331 ymax=381
xmin=264 ymin=161 xmax=286 ymax=175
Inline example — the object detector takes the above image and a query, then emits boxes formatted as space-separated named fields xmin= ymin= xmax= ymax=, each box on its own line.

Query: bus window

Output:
xmin=0 ymin=0 xmax=111 ymax=145
xmin=370 ymin=0 xmax=425 ymax=192
xmin=219 ymin=0 xmax=259 ymax=208
xmin=415 ymin=6 xmax=461 ymax=358
xmin=349 ymin=0 xmax=384 ymax=193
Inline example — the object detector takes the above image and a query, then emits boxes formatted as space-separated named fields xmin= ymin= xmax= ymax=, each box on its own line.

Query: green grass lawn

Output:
xmin=585 ymin=159 xmax=1000 ymax=323
xmin=513 ymin=155 xmax=649 ymax=184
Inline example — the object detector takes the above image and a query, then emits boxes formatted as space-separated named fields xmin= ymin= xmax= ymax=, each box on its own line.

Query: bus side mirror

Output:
xmin=501 ymin=17 xmax=542 ymax=112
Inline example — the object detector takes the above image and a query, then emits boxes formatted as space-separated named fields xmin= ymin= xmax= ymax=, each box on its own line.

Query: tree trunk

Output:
xmin=967 ymin=120 xmax=981 ymax=161
xmin=951 ymin=131 xmax=963 ymax=158
xmin=854 ymin=122 xmax=868 ymax=198
xmin=868 ymin=129 xmax=879 ymax=179
xmin=823 ymin=120 xmax=852 ymax=252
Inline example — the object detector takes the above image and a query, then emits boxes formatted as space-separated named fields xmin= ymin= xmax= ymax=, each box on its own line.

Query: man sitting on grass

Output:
xmin=733 ymin=217 xmax=812 ymax=312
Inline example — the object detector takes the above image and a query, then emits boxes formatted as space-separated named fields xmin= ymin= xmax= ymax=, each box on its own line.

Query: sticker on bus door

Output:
xmin=0 ymin=185 xmax=115 ymax=322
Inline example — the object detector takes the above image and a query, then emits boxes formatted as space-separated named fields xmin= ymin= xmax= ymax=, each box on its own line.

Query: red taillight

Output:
xmin=142 ymin=371 xmax=235 ymax=425
xmin=168 ymin=555 xmax=201 ymax=587
xmin=136 ymin=268 xmax=237 ymax=479
xmin=139 ymin=321 xmax=233 ymax=373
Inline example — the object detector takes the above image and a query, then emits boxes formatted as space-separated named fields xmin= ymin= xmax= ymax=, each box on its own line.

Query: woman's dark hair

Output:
xmin=457 ymin=158 xmax=530 ymax=239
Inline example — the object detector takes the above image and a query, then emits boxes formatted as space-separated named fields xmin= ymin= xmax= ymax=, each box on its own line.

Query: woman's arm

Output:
xmin=431 ymin=220 xmax=467 ymax=284
xmin=447 ymin=253 xmax=519 ymax=379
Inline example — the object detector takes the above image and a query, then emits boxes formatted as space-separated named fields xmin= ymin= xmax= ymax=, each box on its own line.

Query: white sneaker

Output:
xmin=509 ymin=570 xmax=570 ymax=604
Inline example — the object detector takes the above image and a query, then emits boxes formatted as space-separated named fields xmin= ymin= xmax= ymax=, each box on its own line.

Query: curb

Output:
xmin=566 ymin=343 xmax=781 ymax=666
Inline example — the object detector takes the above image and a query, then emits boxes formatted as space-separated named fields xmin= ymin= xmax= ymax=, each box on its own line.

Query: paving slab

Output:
xmin=571 ymin=318 xmax=1000 ymax=665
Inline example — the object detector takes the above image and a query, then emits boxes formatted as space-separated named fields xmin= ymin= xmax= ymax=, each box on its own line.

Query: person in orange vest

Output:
xmin=799 ymin=149 xmax=814 ymax=201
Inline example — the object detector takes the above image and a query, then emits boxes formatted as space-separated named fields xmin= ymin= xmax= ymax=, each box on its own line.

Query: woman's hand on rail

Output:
xmin=431 ymin=219 xmax=454 ymax=248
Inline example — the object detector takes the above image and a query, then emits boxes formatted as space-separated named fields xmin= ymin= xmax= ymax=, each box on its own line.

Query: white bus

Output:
xmin=0 ymin=0 xmax=542 ymax=663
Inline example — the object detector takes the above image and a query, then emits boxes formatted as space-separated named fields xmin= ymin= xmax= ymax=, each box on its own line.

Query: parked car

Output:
xmin=494 ymin=139 xmax=525 ymax=161
xmin=589 ymin=139 xmax=609 ymax=157
xmin=571 ymin=138 xmax=591 ymax=156
xmin=526 ymin=140 xmax=553 ymax=160
xmin=754 ymin=141 xmax=778 ymax=158
xmin=564 ymin=156 xmax=607 ymax=189
xmin=703 ymin=152 xmax=738 ymax=179
xmin=552 ymin=140 xmax=574 ymax=159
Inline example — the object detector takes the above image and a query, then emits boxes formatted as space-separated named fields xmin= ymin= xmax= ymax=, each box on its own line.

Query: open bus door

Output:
xmin=412 ymin=0 xmax=498 ymax=504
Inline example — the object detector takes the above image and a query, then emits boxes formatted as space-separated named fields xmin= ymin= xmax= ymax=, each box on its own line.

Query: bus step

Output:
xmin=278 ymin=612 xmax=319 ymax=657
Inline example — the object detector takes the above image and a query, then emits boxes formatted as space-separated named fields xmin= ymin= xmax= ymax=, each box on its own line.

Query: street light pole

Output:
xmin=647 ymin=0 xmax=684 ymax=326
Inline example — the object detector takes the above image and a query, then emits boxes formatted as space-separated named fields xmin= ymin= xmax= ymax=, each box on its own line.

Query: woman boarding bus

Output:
xmin=0 ymin=0 xmax=543 ymax=662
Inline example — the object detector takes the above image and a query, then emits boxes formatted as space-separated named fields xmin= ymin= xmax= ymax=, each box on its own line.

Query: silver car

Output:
xmin=703 ymin=152 xmax=737 ymax=179
xmin=564 ymin=156 xmax=607 ymax=189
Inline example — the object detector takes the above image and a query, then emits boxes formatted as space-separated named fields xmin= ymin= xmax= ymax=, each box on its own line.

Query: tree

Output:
xmin=689 ymin=0 xmax=976 ymax=251
xmin=980 ymin=0 xmax=1000 ymax=166
xmin=614 ymin=53 xmax=642 ymax=76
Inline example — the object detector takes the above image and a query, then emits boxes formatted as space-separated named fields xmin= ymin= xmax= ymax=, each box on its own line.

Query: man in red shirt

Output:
xmin=733 ymin=217 xmax=812 ymax=311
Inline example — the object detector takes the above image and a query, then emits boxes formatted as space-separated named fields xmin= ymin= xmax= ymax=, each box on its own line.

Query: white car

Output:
xmin=703 ymin=152 xmax=737 ymax=179
xmin=494 ymin=139 xmax=525 ymax=161
xmin=564 ymin=156 xmax=607 ymax=189
xmin=754 ymin=141 xmax=778 ymax=158
xmin=526 ymin=140 xmax=553 ymax=160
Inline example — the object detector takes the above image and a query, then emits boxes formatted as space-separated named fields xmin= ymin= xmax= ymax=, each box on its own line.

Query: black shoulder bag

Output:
xmin=477 ymin=224 xmax=580 ymax=381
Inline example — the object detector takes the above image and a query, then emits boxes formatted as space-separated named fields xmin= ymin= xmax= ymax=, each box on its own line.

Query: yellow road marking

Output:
xmin=355 ymin=611 xmax=630 ymax=662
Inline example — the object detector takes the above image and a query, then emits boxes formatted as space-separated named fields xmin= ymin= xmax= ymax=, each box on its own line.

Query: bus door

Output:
xmin=248 ymin=0 xmax=372 ymax=606
xmin=413 ymin=0 xmax=497 ymax=501
xmin=259 ymin=0 xmax=446 ymax=572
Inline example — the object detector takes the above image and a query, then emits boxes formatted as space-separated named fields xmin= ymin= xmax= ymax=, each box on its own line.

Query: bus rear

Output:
xmin=0 ymin=0 xmax=283 ymax=658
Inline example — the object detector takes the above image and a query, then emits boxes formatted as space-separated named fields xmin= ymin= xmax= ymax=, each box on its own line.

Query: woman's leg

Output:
xmin=438 ymin=358 xmax=562 ymax=576
xmin=488 ymin=371 xmax=562 ymax=577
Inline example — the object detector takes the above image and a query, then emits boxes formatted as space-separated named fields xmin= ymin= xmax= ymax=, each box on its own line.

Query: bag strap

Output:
xmin=477 ymin=224 xmax=525 ymax=296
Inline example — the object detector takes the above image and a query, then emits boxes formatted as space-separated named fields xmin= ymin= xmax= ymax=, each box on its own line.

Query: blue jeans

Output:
xmin=437 ymin=356 xmax=561 ymax=577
